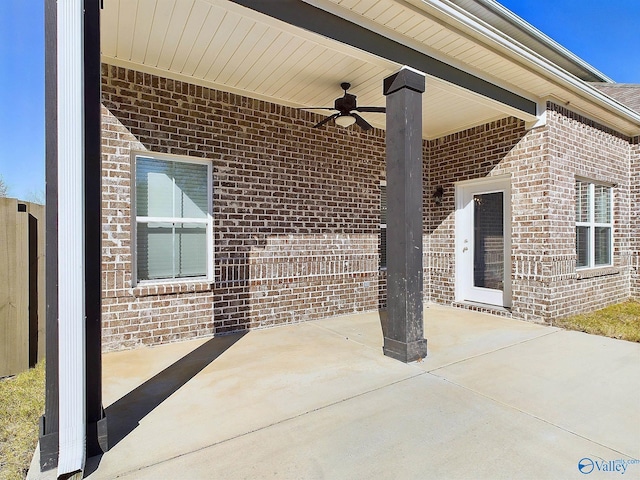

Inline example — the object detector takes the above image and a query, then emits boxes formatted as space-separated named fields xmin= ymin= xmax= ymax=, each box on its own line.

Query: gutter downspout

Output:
xmin=56 ymin=0 xmax=86 ymax=477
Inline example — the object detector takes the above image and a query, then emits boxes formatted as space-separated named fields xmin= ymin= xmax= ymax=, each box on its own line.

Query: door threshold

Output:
xmin=452 ymin=301 xmax=512 ymax=317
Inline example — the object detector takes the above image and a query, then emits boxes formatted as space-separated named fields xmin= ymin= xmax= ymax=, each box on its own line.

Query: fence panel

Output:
xmin=0 ymin=198 xmax=45 ymax=377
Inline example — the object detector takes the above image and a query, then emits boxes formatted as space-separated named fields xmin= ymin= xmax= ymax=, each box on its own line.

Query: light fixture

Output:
xmin=335 ymin=115 xmax=356 ymax=128
xmin=433 ymin=186 xmax=444 ymax=206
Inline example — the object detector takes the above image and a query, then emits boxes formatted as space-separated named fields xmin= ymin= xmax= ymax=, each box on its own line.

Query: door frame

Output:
xmin=455 ymin=174 xmax=512 ymax=308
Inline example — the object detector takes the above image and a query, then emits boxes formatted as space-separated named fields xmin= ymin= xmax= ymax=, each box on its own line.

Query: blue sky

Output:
xmin=0 ymin=0 xmax=638 ymax=201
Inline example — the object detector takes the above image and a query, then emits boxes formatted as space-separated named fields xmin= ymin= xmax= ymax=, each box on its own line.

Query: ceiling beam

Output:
xmin=229 ymin=0 xmax=537 ymax=116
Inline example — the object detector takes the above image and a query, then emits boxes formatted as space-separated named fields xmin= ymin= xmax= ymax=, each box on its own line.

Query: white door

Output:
xmin=456 ymin=176 xmax=511 ymax=307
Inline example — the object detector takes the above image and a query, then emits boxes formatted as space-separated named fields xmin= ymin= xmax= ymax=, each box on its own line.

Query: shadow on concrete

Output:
xmin=85 ymin=332 xmax=246 ymax=474
xmin=378 ymin=309 xmax=389 ymax=340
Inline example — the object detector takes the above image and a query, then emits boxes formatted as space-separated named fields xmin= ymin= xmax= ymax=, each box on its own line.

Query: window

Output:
xmin=575 ymin=179 xmax=612 ymax=269
xmin=133 ymin=153 xmax=213 ymax=285
xmin=380 ymin=181 xmax=387 ymax=269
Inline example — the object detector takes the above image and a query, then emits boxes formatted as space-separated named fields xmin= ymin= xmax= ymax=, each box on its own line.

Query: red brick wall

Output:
xmin=101 ymin=65 xmax=385 ymax=351
xmin=545 ymin=104 xmax=631 ymax=319
xmin=631 ymin=138 xmax=640 ymax=297
xmin=101 ymin=64 xmax=637 ymax=350
xmin=423 ymin=105 xmax=634 ymax=322
xmin=425 ymin=117 xmax=548 ymax=321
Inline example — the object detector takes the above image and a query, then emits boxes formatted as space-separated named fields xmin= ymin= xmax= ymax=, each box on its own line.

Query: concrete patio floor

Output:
xmin=30 ymin=304 xmax=640 ymax=479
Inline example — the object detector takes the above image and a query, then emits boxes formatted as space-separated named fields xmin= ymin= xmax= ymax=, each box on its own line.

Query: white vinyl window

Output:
xmin=575 ymin=179 xmax=612 ymax=269
xmin=132 ymin=153 xmax=213 ymax=285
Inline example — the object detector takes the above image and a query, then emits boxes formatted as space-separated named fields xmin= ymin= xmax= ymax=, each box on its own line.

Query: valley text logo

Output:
xmin=578 ymin=457 xmax=640 ymax=475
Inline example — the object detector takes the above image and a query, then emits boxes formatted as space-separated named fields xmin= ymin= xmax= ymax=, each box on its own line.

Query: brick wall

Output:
xmin=423 ymin=104 xmax=634 ymax=322
xmin=101 ymin=65 xmax=385 ymax=351
xmin=631 ymin=137 xmax=640 ymax=297
xmin=544 ymin=104 xmax=631 ymax=319
xmin=425 ymin=117 xmax=549 ymax=321
xmin=101 ymin=64 xmax=637 ymax=351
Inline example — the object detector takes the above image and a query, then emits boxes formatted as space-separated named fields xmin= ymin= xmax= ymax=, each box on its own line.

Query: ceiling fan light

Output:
xmin=335 ymin=115 xmax=356 ymax=127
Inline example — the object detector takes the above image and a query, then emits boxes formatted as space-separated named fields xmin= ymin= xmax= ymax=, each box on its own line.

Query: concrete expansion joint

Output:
xmin=106 ymin=372 xmax=429 ymax=479
xmin=433 ymin=375 xmax=632 ymax=460
xmin=425 ymin=328 xmax=562 ymax=374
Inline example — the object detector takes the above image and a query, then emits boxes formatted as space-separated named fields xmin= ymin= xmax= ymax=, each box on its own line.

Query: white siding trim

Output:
xmin=57 ymin=0 xmax=86 ymax=476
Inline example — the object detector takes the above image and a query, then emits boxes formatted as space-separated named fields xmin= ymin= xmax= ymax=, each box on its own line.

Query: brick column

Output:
xmin=382 ymin=67 xmax=428 ymax=363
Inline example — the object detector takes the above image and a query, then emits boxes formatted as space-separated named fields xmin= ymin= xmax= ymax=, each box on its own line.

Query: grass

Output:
xmin=0 ymin=362 xmax=45 ymax=480
xmin=555 ymin=300 xmax=640 ymax=342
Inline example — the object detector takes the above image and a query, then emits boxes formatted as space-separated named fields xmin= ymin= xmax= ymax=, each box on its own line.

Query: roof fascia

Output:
xmin=228 ymin=0 xmax=537 ymax=116
xmin=455 ymin=0 xmax=614 ymax=83
xmin=408 ymin=0 xmax=640 ymax=133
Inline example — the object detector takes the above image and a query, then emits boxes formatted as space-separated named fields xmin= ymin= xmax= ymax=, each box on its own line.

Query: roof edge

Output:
xmin=405 ymin=0 xmax=640 ymax=133
xmin=467 ymin=0 xmax=614 ymax=83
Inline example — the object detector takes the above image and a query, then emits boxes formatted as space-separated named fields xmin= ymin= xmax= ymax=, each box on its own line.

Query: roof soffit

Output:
xmin=100 ymin=0 xmax=640 ymax=137
xmin=313 ymin=0 xmax=639 ymax=135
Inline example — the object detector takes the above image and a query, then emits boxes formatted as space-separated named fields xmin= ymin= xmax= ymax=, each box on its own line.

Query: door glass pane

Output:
xmin=380 ymin=185 xmax=387 ymax=268
xmin=576 ymin=226 xmax=590 ymax=267
xmin=473 ymin=192 xmax=504 ymax=290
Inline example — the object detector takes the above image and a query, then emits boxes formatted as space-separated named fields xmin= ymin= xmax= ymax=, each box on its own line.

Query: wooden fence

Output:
xmin=0 ymin=198 xmax=46 ymax=377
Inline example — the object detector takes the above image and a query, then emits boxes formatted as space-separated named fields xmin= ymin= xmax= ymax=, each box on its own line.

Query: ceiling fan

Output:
xmin=301 ymin=82 xmax=385 ymax=130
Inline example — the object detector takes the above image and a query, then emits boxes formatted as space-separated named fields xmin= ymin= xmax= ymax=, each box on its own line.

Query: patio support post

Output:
xmin=382 ymin=67 xmax=428 ymax=363
xmin=40 ymin=0 xmax=59 ymax=470
xmin=39 ymin=0 xmax=106 ymax=473
xmin=84 ymin=0 xmax=108 ymax=458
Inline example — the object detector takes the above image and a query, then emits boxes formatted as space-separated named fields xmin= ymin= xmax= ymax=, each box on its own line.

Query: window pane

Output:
xmin=575 ymin=180 xmax=590 ymax=222
xmin=137 ymin=222 xmax=175 ymax=280
xmin=137 ymin=157 xmax=208 ymax=218
xmin=594 ymin=185 xmax=611 ymax=223
xmin=137 ymin=158 xmax=174 ymax=217
xmin=174 ymin=162 xmax=209 ymax=218
xmin=595 ymin=227 xmax=611 ymax=266
xmin=473 ymin=192 xmax=504 ymax=290
xmin=175 ymin=223 xmax=207 ymax=277
xmin=138 ymin=222 xmax=207 ymax=281
xmin=576 ymin=226 xmax=589 ymax=268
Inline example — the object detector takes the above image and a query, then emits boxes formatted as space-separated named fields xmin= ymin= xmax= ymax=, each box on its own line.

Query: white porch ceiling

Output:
xmin=101 ymin=0 xmax=537 ymax=139
xmin=100 ymin=0 xmax=640 ymax=138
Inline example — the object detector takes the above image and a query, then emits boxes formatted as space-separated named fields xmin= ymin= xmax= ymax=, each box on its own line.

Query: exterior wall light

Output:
xmin=433 ymin=186 xmax=444 ymax=205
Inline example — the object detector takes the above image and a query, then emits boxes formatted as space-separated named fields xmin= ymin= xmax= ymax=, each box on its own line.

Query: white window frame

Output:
xmin=131 ymin=151 xmax=213 ymax=286
xmin=575 ymin=178 xmax=613 ymax=270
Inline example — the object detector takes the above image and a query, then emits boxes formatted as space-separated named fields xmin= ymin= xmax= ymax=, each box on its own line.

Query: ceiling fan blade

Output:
xmin=354 ymin=106 xmax=386 ymax=113
xmin=352 ymin=113 xmax=373 ymax=131
xmin=314 ymin=113 xmax=340 ymax=128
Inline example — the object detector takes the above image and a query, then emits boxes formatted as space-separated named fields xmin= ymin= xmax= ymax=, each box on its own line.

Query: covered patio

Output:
xmin=39 ymin=0 xmax=640 ymax=476
xmin=31 ymin=305 xmax=640 ymax=478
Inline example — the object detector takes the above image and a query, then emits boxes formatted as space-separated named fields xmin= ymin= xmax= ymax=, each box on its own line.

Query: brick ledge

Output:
xmin=576 ymin=267 xmax=620 ymax=280
xmin=132 ymin=282 xmax=213 ymax=297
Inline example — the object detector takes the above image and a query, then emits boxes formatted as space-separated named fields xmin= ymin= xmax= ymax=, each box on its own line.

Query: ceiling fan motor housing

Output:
xmin=335 ymin=93 xmax=357 ymax=113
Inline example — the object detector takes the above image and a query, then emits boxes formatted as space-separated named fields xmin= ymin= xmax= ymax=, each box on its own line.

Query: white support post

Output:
xmin=57 ymin=0 xmax=86 ymax=477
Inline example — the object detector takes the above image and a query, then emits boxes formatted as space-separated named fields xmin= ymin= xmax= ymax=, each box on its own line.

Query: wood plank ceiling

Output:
xmin=100 ymin=0 xmax=542 ymax=139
